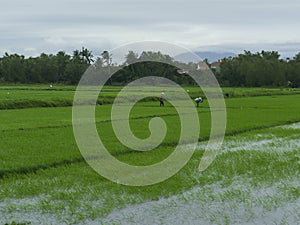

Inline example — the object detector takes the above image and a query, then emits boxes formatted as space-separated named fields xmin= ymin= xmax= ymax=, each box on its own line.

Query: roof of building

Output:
xmin=211 ymin=61 xmax=221 ymax=68
xmin=177 ymin=69 xmax=188 ymax=74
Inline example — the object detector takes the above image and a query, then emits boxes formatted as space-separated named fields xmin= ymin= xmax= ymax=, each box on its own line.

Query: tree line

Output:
xmin=0 ymin=48 xmax=299 ymax=87
xmin=218 ymin=51 xmax=300 ymax=87
xmin=0 ymin=47 xmax=93 ymax=84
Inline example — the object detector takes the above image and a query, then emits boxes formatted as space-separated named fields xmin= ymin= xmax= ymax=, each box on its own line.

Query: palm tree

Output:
xmin=80 ymin=47 xmax=94 ymax=64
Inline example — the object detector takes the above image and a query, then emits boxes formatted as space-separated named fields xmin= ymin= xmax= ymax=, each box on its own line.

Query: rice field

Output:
xmin=0 ymin=86 xmax=299 ymax=225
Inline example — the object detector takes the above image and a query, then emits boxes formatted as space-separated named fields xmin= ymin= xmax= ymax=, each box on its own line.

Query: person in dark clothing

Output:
xmin=194 ymin=97 xmax=203 ymax=107
xmin=159 ymin=92 xmax=165 ymax=107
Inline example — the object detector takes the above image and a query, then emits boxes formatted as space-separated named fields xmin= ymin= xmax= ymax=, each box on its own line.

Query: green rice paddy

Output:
xmin=0 ymin=86 xmax=299 ymax=224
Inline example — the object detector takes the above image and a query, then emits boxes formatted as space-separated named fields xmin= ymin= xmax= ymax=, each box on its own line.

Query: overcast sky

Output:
xmin=1 ymin=0 xmax=300 ymax=58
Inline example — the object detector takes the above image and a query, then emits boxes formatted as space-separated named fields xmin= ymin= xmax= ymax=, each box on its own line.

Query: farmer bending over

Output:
xmin=194 ymin=97 xmax=203 ymax=107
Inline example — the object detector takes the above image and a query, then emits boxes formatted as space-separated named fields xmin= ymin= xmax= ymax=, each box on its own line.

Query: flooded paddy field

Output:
xmin=0 ymin=87 xmax=299 ymax=224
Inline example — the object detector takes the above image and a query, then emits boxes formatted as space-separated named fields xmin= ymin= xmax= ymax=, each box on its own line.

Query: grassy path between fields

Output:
xmin=0 ymin=86 xmax=299 ymax=110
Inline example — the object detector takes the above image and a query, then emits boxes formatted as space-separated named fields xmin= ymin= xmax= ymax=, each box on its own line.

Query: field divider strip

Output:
xmin=1 ymin=92 xmax=300 ymax=110
xmin=0 ymin=110 xmax=212 ymax=133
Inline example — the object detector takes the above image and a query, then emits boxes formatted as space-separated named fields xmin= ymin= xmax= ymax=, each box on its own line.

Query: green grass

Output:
xmin=0 ymin=125 xmax=299 ymax=224
xmin=0 ymin=86 xmax=300 ymax=224
xmin=0 ymin=94 xmax=299 ymax=172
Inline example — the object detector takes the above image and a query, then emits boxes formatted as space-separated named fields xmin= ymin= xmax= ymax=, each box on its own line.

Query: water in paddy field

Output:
xmin=0 ymin=123 xmax=300 ymax=225
xmin=101 ymin=180 xmax=300 ymax=225
xmin=101 ymin=122 xmax=300 ymax=225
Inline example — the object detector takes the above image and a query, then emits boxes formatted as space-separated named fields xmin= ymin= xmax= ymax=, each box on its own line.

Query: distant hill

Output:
xmin=174 ymin=51 xmax=236 ymax=63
